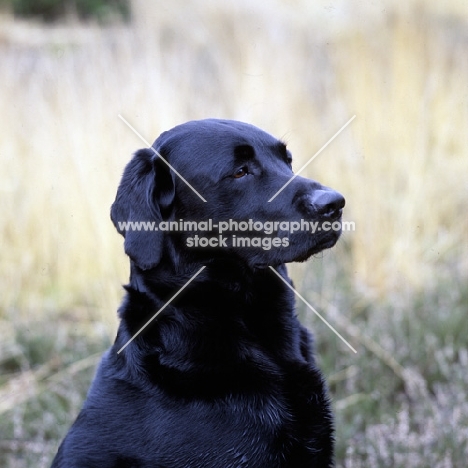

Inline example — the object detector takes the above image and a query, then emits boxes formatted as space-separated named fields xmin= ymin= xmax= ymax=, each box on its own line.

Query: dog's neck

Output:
xmin=129 ymin=263 xmax=147 ymax=293
xmin=124 ymin=259 xmax=297 ymax=337
xmin=113 ymin=259 xmax=307 ymax=386
xmin=128 ymin=257 xmax=275 ymax=294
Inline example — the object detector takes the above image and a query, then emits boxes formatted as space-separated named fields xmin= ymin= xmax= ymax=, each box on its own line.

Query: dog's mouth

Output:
xmin=331 ymin=208 xmax=343 ymax=221
xmin=281 ymin=213 xmax=343 ymax=264
xmin=180 ymin=210 xmax=344 ymax=270
xmin=297 ymin=233 xmax=341 ymax=262
xmin=249 ymin=217 xmax=342 ymax=269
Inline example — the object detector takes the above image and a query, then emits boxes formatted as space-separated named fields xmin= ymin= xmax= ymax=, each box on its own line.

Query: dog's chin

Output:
xmin=256 ymin=230 xmax=342 ymax=268
xmin=297 ymin=232 xmax=342 ymax=261
xmin=208 ymin=226 xmax=343 ymax=270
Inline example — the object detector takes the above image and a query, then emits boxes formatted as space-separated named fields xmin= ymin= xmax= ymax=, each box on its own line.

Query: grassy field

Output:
xmin=1 ymin=0 xmax=467 ymax=466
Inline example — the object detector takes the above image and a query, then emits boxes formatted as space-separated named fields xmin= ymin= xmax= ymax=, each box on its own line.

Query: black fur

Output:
xmin=52 ymin=119 xmax=345 ymax=467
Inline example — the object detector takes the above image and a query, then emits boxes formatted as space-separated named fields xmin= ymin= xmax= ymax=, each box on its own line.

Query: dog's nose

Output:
xmin=310 ymin=189 xmax=345 ymax=218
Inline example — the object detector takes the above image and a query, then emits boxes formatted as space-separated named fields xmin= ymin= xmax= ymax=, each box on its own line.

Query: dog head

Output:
xmin=111 ymin=119 xmax=344 ymax=270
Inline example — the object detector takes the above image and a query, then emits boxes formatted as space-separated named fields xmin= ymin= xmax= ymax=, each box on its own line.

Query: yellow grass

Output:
xmin=1 ymin=4 xmax=468 ymax=466
xmin=1 ymin=0 xmax=467 ymax=327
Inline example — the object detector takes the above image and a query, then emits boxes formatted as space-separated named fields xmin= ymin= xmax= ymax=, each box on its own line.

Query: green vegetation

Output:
xmin=301 ymin=258 xmax=468 ymax=466
xmin=0 ymin=317 xmax=110 ymax=466
xmin=1 ymin=1 xmax=467 ymax=466
xmin=3 ymin=0 xmax=130 ymax=22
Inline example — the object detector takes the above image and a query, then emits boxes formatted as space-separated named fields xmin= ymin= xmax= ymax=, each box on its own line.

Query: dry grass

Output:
xmin=1 ymin=0 xmax=468 ymax=466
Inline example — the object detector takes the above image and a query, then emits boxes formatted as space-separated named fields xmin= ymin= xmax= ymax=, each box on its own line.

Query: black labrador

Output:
xmin=52 ymin=119 xmax=345 ymax=467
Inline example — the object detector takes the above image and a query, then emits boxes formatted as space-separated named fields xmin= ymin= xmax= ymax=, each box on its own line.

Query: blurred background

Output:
xmin=1 ymin=0 xmax=467 ymax=466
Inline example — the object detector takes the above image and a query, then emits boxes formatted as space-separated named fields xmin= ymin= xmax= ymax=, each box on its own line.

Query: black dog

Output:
xmin=52 ymin=119 xmax=344 ymax=467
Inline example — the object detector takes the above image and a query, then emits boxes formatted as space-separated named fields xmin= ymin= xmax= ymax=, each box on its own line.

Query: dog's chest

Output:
xmin=138 ymin=389 xmax=306 ymax=467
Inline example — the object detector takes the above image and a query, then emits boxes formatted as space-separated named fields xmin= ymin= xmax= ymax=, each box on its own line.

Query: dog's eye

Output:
xmin=233 ymin=167 xmax=248 ymax=178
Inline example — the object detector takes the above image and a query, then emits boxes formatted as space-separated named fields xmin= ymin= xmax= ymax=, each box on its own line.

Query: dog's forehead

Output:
xmin=153 ymin=119 xmax=279 ymax=155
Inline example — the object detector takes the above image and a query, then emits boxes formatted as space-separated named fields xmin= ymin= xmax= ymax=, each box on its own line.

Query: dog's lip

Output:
xmin=311 ymin=210 xmax=343 ymax=223
xmin=333 ymin=208 xmax=344 ymax=220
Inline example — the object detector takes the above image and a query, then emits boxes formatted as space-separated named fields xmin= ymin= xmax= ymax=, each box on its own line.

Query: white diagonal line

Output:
xmin=268 ymin=115 xmax=356 ymax=203
xmin=118 ymin=114 xmax=207 ymax=203
xmin=117 ymin=266 xmax=206 ymax=354
xmin=268 ymin=266 xmax=357 ymax=353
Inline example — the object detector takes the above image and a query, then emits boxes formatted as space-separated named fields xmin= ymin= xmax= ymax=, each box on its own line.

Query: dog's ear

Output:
xmin=110 ymin=148 xmax=175 ymax=270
